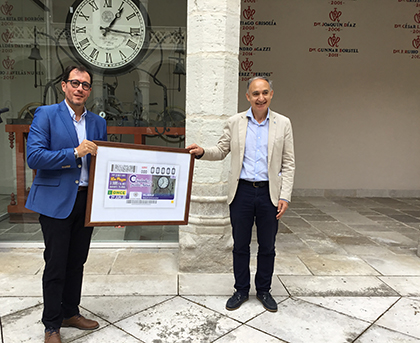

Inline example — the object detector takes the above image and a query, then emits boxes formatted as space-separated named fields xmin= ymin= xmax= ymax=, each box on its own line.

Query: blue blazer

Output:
xmin=25 ymin=101 xmax=107 ymax=219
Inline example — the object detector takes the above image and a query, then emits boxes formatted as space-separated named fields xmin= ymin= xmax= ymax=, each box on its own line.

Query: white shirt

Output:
xmin=239 ymin=107 xmax=270 ymax=182
xmin=64 ymin=100 xmax=89 ymax=186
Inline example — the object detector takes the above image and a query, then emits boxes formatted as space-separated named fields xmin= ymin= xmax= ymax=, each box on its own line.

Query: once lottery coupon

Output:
xmin=104 ymin=162 xmax=179 ymax=208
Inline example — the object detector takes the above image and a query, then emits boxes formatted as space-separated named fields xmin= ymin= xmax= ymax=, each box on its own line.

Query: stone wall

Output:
xmin=179 ymin=0 xmax=241 ymax=273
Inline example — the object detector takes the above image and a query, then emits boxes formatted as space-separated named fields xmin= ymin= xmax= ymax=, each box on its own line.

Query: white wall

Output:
xmin=238 ymin=0 xmax=420 ymax=195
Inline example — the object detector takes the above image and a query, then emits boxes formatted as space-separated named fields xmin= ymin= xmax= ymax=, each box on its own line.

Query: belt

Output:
xmin=78 ymin=186 xmax=88 ymax=192
xmin=239 ymin=179 xmax=268 ymax=188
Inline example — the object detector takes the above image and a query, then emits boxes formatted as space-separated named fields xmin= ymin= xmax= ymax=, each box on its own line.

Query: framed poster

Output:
xmin=85 ymin=141 xmax=194 ymax=226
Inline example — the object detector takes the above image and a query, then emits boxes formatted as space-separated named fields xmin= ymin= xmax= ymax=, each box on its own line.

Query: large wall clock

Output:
xmin=66 ymin=0 xmax=149 ymax=75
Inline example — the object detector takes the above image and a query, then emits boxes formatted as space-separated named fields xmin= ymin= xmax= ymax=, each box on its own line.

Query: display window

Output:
xmin=0 ymin=0 xmax=186 ymax=243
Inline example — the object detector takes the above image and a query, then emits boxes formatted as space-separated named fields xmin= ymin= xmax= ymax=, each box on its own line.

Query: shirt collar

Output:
xmin=246 ymin=107 xmax=270 ymax=125
xmin=64 ymin=100 xmax=87 ymax=122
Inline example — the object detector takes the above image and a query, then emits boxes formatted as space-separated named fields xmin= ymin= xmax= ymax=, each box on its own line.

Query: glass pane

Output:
xmin=0 ymin=0 xmax=187 ymax=243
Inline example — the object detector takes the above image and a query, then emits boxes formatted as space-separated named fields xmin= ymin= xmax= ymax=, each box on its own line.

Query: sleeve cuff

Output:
xmin=195 ymin=149 xmax=205 ymax=159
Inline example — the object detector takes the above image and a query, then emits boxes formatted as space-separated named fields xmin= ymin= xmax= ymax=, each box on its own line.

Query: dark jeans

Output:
xmin=39 ymin=190 xmax=93 ymax=329
xmin=229 ymin=181 xmax=279 ymax=295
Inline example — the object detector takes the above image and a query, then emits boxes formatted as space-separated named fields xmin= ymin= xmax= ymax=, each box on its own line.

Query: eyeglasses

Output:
xmin=65 ymin=79 xmax=91 ymax=91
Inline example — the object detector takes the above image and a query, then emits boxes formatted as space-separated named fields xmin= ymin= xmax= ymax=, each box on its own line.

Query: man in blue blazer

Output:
xmin=26 ymin=65 xmax=107 ymax=343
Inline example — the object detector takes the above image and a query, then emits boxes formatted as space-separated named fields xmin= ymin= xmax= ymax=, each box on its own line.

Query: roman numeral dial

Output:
xmin=67 ymin=0 xmax=148 ymax=74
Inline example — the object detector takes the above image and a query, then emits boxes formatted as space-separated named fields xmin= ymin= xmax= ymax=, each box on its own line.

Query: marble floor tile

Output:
xmin=281 ymin=217 xmax=312 ymax=228
xmin=279 ymin=276 xmax=398 ymax=296
xmin=1 ymin=305 xmax=107 ymax=343
xmin=273 ymin=254 xmax=312 ymax=275
xmin=1 ymin=303 xmax=44 ymax=343
xmin=362 ymin=255 xmax=420 ymax=276
xmin=110 ymin=250 xmax=178 ymax=275
xmin=297 ymin=296 xmax=399 ymax=322
xmin=331 ymin=235 xmax=377 ymax=246
xmin=1 ymin=196 xmax=420 ymax=343
xmin=291 ymin=208 xmax=326 ymax=215
xmin=389 ymin=214 xmax=420 ymax=223
xmin=84 ymin=249 xmax=119 ymax=275
xmin=408 ymin=222 xmax=420 ymax=230
xmin=0 ymin=232 xmax=37 ymax=241
xmin=214 ymin=324 xmax=286 ymax=342
xmin=80 ymin=295 xmax=173 ymax=323
xmin=368 ymin=198 xmax=406 ymax=207
xmin=328 ymin=212 xmax=378 ymax=225
xmin=247 ymin=297 xmax=371 ymax=343
xmin=339 ymin=243 xmax=394 ymax=257
xmin=371 ymin=208 xmax=402 ymax=216
xmin=184 ymin=295 xmax=271 ymax=323
xmin=278 ymin=222 xmax=293 ymax=234
xmin=288 ymin=200 xmax=316 ymax=209
xmin=115 ymin=296 xmax=240 ymax=343
xmin=299 ymin=254 xmax=380 ymax=275
xmin=304 ymin=197 xmax=337 ymax=207
xmin=355 ymin=325 xmax=420 ymax=343
xmin=179 ymin=273 xmax=235 ymax=295
xmin=0 ymin=296 xmax=42 ymax=316
xmin=276 ymin=233 xmax=315 ymax=254
xmin=70 ymin=325 xmax=141 ymax=343
xmin=179 ymin=273 xmax=288 ymax=296
xmin=92 ymin=227 xmax=127 ymax=241
xmin=380 ymin=277 xmax=420 ymax=296
xmin=363 ymin=231 xmax=416 ymax=247
xmin=365 ymin=215 xmax=398 ymax=224
xmin=300 ymin=214 xmax=337 ymax=222
xmin=287 ymin=224 xmax=320 ymax=234
xmin=82 ymin=274 xmax=177 ymax=296
xmin=297 ymin=234 xmax=348 ymax=255
xmin=396 ymin=226 xmax=420 ymax=237
xmin=375 ymin=297 xmax=420 ymax=339
xmin=387 ymin=245 xmax=418 ymax=256
xmin=0 ymin=275 xmax=42 ymax=296
xmin=348 ymin=223 xmax=394 ymax=232
xmin=402 ymin=210 xmax=420 ymax=218
xmin=0 ymin=219 xmax=14 ymax=231
xmin=310 ymin=221 xmax=360 ymax=237
xmin=0 ymin=249 xmax=44 ymax=275
xmin=356 ymin=209 xmax=385 ymax=216
xmin=1 ymin=223 xmax=41 ymax=234
xmin=315 ymin=204 xmax=355 ymax=214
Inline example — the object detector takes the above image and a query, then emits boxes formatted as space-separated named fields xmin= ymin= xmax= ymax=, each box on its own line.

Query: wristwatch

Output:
xmin=74 ymin=148 xmax=79 ymax=159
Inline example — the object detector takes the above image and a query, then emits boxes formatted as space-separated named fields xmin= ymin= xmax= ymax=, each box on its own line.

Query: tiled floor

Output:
xmin=0 ymin=194 xmax=178 ymax=243
xmin=1 ymin=196 xmax=420 ymax=342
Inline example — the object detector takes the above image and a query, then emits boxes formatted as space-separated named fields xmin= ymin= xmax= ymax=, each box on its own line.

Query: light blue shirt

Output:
xmin=64 ymin=100 xmax=89 ymax=186
xmin=239 ymin=107 xmax=270 ymax=182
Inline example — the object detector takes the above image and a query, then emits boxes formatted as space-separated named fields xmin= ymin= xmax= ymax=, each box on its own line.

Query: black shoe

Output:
xmin=257 ymin=292 xmax=278 ymax=312
xmin=226 ymin=291 xmax=249 ymax=311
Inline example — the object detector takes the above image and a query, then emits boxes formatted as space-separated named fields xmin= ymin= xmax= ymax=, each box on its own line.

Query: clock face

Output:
xmin=157 ymin=176 xmax=169 ymax=189
xmin=66 ymin=0 xmax=149 ymax=75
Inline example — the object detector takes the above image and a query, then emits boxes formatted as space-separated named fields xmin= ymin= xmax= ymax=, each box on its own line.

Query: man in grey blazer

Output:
xmin=187 ymin=76 xmax=295 ymax=312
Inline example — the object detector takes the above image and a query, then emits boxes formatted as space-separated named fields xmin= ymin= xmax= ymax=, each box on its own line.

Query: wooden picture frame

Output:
xmin=85 ymin=141 xmax=194 ymax=226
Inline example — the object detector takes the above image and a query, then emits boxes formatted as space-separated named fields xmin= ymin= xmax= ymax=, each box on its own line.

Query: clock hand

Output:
xmin=102 ymin=6 xmax=124 ymax=36
xmin=99 ymin=27 xmax=140 ymax=36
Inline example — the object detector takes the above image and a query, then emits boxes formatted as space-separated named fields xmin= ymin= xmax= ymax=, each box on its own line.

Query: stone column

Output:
xmin=179 ymin=0 xmax=241 ymax=273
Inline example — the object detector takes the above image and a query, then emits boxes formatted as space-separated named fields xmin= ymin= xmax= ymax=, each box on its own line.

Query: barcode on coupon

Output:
xmin=126 ymin=200 xmax=158 ymax=205
xmin=111 ymin=164 xmax=136 ymax=173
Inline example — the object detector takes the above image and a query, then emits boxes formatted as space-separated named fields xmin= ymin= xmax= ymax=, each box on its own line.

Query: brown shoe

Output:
xmin=44 ymin=329 xmax=61 ymax=343
xmin=62 ymin=314 xmax=99 ymax=330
